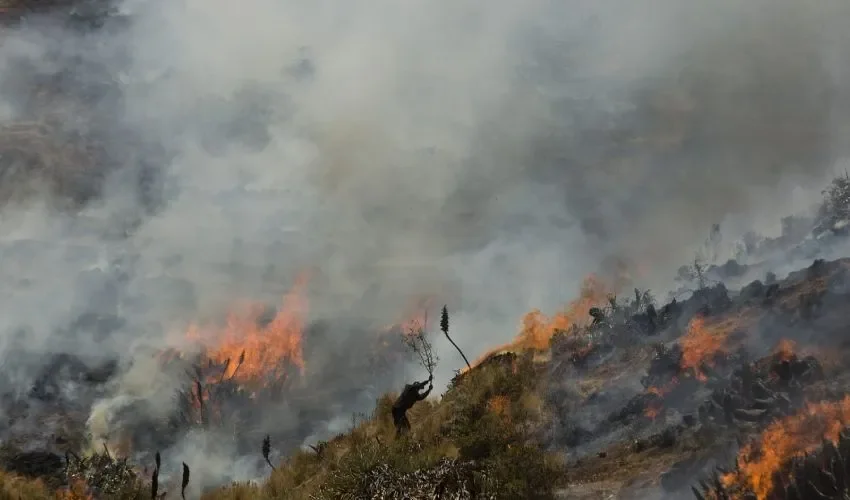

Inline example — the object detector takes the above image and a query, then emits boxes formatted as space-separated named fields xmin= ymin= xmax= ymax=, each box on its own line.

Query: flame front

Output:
xmin=464 ymin=275 xmax=611 ymax=372
xmin=722 ymin=396 xmax=850 ymax=500
xmin=679 ymin=316 xmax=725 ymax=381
xmin=518 ymin=275 xmax=610 ymax=350
xmin=679 ymin=313 xmax=750 ymax=381
xmin=186 ymin=272 xmax=309 ymax=386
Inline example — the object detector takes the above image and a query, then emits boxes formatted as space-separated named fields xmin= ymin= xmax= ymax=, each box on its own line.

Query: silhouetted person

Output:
xmin=646 ymin=303 xmax=658 ymax=332
xmin=589 ymin=307 xmax=605 ymax=326
xmin=392 ymin=375 xmax=432 ymax=436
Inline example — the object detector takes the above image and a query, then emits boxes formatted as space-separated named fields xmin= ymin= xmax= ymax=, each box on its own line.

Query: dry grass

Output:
xmin=0 ymin=351 xmax=561 ymax=499
xmin=0 ymin=470 xmax=52 ymax=500
xmin=0 ymin=447 xmax=146 ymax=500
xmin=0 ymin=350 xmax=561 ymax=500
xmin=202 ymin=353 xmax=562 ymax=500
xmin=9 ymin=256 xmax=850 ymax=498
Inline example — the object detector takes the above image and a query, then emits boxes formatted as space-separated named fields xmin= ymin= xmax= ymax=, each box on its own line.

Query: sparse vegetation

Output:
xmin=0 ymin=449 xmax=144 ymax=500
xmin=200 ymin=352 xmax=561 ymax=500
xmin=815 ymin=172 xmax=850 ymax=236
xmin=5 ymin=176 xmax=849 ymax=498
xmin=676 ymin=257 xmax=710 ymax=292
xmin=65 ymin=450 xmax=143 ymax=499
xmin=0 ymin=470 xmax=53 ymax=500
xmin=6 ymin=1 xmax=850 ymax=498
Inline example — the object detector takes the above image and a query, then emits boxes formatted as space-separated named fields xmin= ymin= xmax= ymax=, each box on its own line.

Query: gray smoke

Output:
xmin=1 ymin=0 xmax=850 ymax=489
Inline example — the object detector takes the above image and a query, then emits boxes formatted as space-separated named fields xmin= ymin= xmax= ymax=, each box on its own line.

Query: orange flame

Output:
xmin=644 ymin=377 xmax=679 ymax=419
xmin=773 ymin=339 xmax=797 ymax=362
xmin=56 ymin=479 xmax=93 ymax=500
xmin=643 ymin=405 xmax=661 ymax=420
xmin=519 ymin=275 xmax=610 ymax=350
xmin=680 ymin=316 xmax=725 ymax=381
xmin=680 ymin=313 xmax=751 ymax=381
xmin=647 ymin=378 xmax=679 ymax=397
xmin=722 ymin=396 xmax=850 ymax=500
xmin=464 ymin=275 xmax=611 ymax=372
xmin=384 ymin=297 xmax=434 ymax=336
xmin=487 ymin=395 xmax=511 ymax=420
xmin=186 ymin=272 xmax=309 ymax=386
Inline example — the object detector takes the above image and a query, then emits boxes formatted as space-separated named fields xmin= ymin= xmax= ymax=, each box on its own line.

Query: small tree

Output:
xmin=631 ymin=288 xmax=655 ymax=314
xmin=815 ymin=172 xmax=850 ymax=235
xmin=676 ymin=256 xmax=708 ymax=290
xmin=402 ymin=311 xmax=438 ymax=378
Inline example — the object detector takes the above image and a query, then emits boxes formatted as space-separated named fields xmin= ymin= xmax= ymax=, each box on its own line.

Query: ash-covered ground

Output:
xmin=548 ymin=255 xmax=850 ymax=499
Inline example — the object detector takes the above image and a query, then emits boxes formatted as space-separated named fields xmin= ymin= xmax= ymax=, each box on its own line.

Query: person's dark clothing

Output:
xmin=392 ymin=378 xmax=432 ymax=436
xmin=589 ymin=307 xmax=605 ymax=326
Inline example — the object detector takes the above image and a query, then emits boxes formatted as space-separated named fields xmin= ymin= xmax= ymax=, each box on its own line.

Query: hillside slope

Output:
xmin=193 ymin=257 xmax=850 ymax=499
xmin=3 ymin=259 xmax=850 ymax=499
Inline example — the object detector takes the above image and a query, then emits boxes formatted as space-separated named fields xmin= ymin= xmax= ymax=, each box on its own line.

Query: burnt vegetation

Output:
xmin=5 ymin=171 xmax=850 ymax=500
xmin=7 ymin=179 xmax=850 ymax=498
xmin=7 ymin=2 xmax=850 ymax=498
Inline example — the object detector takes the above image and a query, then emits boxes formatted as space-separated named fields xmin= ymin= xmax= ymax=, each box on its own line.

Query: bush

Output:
xmin=6 ymin=353 xmax=559 ymax=500
xmin=484 ymin=444 xmax=561 ymax=500
xmin=136 ymin=349 xmax=559 ymax=499
xmin=815 ymin=173 xmax=850 ymax=235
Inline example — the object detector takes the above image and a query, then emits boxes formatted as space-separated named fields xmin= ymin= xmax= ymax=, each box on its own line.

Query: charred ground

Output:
xmin=192 ymin=257 xmax=850 ymax=499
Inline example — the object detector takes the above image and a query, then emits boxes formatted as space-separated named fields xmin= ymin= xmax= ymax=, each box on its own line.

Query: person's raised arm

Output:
xmin=417 ymin=383 xmax=433 ymax=401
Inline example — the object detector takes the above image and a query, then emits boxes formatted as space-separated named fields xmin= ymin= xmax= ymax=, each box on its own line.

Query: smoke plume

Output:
xmin=1 ymin=0 xmax=850 ymax=489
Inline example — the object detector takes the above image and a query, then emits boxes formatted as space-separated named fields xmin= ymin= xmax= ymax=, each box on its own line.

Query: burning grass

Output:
xmin=152 ymin=274 xmax=313 ymax=431
xmin=680 ymin=311 xmax=754 ymax=382
xmin=184 ymin=272 xmax=309 ymax=388
xmin=10 ymin=256 xmax=850 ymax=499
xmin=463 ymin=275 xmax=613 ymax=372
xmin=706 ymin=397 xmax=850 ymax=500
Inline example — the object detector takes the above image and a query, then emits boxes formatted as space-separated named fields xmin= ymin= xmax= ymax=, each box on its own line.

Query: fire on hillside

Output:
xmin=152 ymin=273 xmax=309 ymax=430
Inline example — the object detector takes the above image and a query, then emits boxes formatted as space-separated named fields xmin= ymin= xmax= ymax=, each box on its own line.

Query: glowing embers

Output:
xmin=643 ymin=378 xmax=679 ymax=420
xmin=772 ymin=339 xmax=797 ymax=363
xmin=639 ymin=337 xmax=825 ymax=431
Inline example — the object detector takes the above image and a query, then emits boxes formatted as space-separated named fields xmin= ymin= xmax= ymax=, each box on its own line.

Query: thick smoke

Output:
xmin=117 ymin=0 xmax=850 ymax=376
xmin=1 ymin=0 xmax=850 ymax=489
